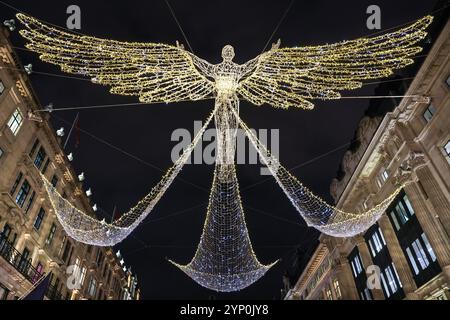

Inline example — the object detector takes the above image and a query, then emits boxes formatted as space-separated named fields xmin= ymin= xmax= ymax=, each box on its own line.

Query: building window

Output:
xmin=326 ymin=288 xmax=333 ymax=300
xmin=361 ymin=288 xmax=372 ymax=300
xmin=333 ymin=279 xmax=341 ymax=299
xmin=348 ymin=248 xmax=372 ymax=300
xmin=88 ymin=277 xmax=97 ymax=297
xmin=15 ymin=179 xmax=31 ymax=208
xmin=41 ymin=159 xmax=50 ymax=174
xmin=443 ymin=140 xmax=450 ymax=163
xmin=34 ymin=147 xmax=47 ymax=169
xmin=34 ymin=262 xmax=44 ymax=283
xmin=24 ymin=191 xmax=36 ymax=214
xmin=1 ymin=224 xmax=12 ymax=239
xmin=34 ymin=208 xmax=46 ymax=231
xmin=422 ymin=104 xmax=437 ymax=123
xmin=0 ymin=80 xmax=5 ymax=95
xmin=46 ymin=223 xmax=57 ymax=245
xmin=389 ymin=194 xmax=415 ymax=231
xmin=364 ymin=224 xmax=405 ymax=299
xmin=10 ymin=172 xmax=23 ymax=196
xmin=405 ymin=233 xmax=438 ymax=276
xmin=7 ymin=108 xmax=24 ymax=136
xmin=51 ymin=175 xmax=59 ymax=188
xmin=388 ymin=191 xmax=441 ymax=287
xmin=350 ymin=252 xmax=364 ymax=277
xmin=0 ymin=147 xmax=4 ymax=159
xmin=29 ymin=139 xmax=39 ymax=157
xmin=18 ymin=247 xmax=31 ymax=274
xmin=379 ymin=264 xmax=402 ymax=298
xmin=61 ymin=240 xmax=72 ymax=263
xmin=0 ymin=283 xmax=10 ymax=300
xmin=367 ymin=228 xmax=386 ymax=258
xmin=421 ymin=233 xmax=438 ymax=262
xmin=96 ymin=249 xmax=104 ymax=266
xmin=377 ymin=167 xmax=389 ymax=187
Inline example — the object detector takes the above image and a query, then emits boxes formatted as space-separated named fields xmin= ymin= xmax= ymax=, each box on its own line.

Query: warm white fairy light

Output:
xmin=42 ymin=108 xmax=216 ymax=247
xmin=170 ymin=97 xmax=277 ymax=292
xmin=233 ymin=107 xmax=408 ymax=237
xmin=19 ymin=13 xmax=432 ymax=292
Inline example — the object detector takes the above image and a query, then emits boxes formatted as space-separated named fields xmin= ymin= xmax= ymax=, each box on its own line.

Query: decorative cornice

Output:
xmin=398 ymin=96 xmax=431 ymax=124
xmin=407 ymin=151 xmax=428 ymax=170
xmin=15 ymin=80 xmax=29 ymax=98
xmin=0 ymin=45 xmax=12 ymax=64
xmin=333 ymin=94 xmax=430 ymax=203
xmin=394 ymin=151 xmax=427 ymax=186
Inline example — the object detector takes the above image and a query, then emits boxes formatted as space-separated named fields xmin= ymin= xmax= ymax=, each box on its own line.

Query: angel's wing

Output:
xmin=239 ymin=16 xmax=433 ymax=110
xmin=17 ymin=14 xmax=215 ymax=104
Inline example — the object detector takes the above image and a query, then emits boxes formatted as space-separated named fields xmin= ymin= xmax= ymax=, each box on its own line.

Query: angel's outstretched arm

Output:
xmin=239 ymin=40 xmax=281 ymax=78
xmin=239 ymin=56 xmax=260 ymax=78
xmin=188 ymin=53 xmax=215 ymax=78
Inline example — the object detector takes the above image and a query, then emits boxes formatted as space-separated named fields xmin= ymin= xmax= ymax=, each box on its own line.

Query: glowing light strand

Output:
xmin=234 ymin=107 xmax=407 ymax=237
xmin=170 ymin=96 xmax=277 ymax=292
xmin=42 ymin=108 xmax=216 ymax=246
xmin=16 ymin=14 xmax=433 ymax=109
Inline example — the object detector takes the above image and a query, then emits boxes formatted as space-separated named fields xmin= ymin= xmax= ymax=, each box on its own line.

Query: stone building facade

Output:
xmin=285 ymin=17 xmax=450 ymax=300
xmin=0 ymin=27 xmax=139 ymax=300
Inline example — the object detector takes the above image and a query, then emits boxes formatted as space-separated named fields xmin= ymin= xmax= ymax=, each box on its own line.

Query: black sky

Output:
xmin=0 ymin=0 xmax=440 ymax=299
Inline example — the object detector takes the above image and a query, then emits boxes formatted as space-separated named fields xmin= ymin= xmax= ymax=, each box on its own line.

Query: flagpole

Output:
xmin=63 ymin=112 xmax=80 ymax=150
xmin=112 ymin=205 xmax=117 ymax=223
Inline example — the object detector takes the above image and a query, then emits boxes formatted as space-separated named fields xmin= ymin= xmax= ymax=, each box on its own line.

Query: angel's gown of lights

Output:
xmin=171 ymin=91 xmax=276 ymax=292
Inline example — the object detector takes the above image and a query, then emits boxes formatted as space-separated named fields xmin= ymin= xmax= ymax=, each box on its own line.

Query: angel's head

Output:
xmin=222 ymin=45 xmax=235 ymax=62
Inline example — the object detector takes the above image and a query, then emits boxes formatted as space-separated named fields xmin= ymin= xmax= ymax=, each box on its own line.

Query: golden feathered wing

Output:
xmin=17 ymin=13 xmax=214 ymax=104
xmin=238 ymin=16 xmax=433 ymax=110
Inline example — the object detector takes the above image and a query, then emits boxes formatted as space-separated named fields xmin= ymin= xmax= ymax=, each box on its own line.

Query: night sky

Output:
xmin=0 ymin=0 xmax=440 ymax=299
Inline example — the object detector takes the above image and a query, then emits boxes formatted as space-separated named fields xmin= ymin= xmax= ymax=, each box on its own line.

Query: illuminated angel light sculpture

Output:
xmin=17 ymin=13 xmax=432 ymax=292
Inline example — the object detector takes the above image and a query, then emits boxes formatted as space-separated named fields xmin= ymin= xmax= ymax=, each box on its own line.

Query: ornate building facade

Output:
xmin=285 ymin=17 xmax=450 ymax=300
xmin=0 ymin=27 xmax=139 ymax=300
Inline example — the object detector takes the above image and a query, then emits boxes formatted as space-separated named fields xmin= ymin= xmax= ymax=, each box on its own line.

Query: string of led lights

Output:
xmin=16 ymin=13 xmax=432 ymax=109
xmin=17 ymin=12 xmax=433 ymax=291
xmin=17 ymin=14 xmax=215 ymax=105
xmin=239 ymin=16 xmax=433 ymax=109
xmin=42 ymin=107 xmax=216 ymax=246
xmin=51 ymin=113 xmax=210 ymax=194
xmin=170 ymin=95 xmax=277 ymax=292
xmin=233 ymin=107 xmax=408 ymax=237
xmin=169 ymin=163 xmax=278 ymax=292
